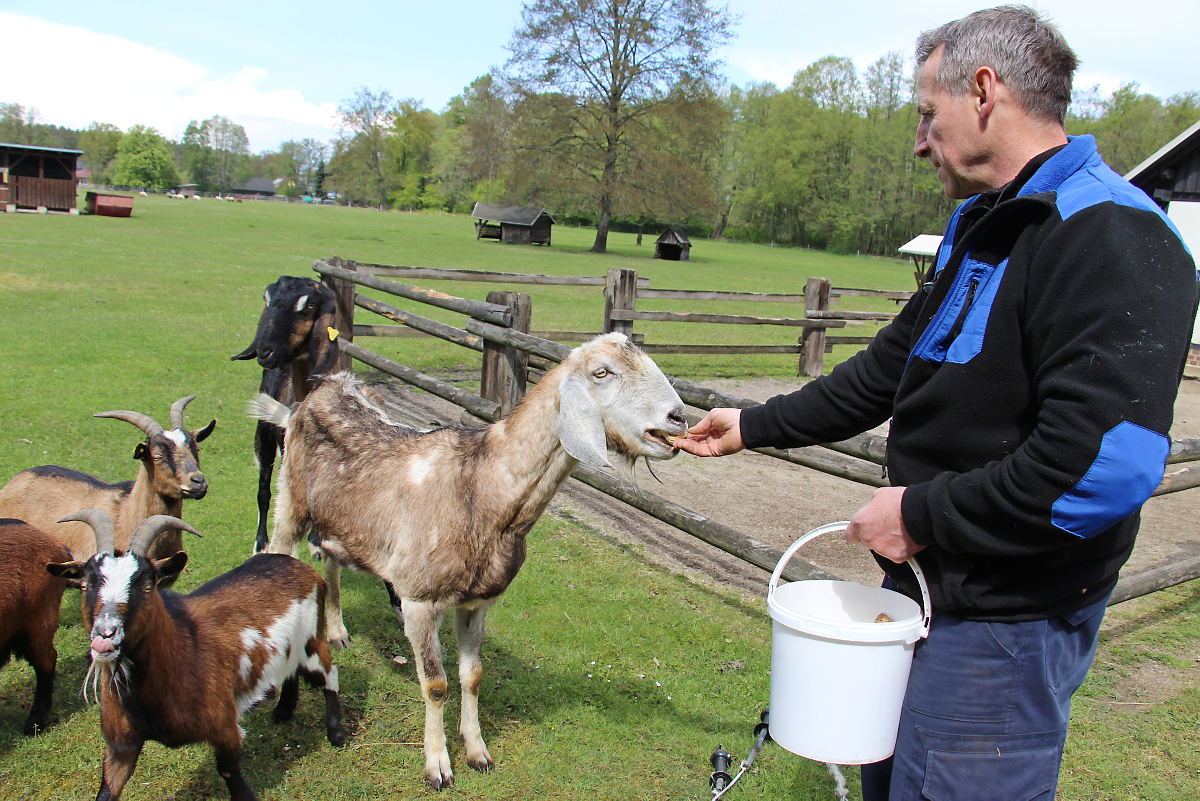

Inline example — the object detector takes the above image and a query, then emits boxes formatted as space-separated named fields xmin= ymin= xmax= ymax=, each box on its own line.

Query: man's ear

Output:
xmin=973 ymin=65 xmax=1000 ymax=120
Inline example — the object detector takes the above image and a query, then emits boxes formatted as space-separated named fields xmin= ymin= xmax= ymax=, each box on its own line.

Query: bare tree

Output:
xmin=504 ymin=0 xmax=735 ymax=253
xmin=332 ymin=88 xmax=396 ymax=208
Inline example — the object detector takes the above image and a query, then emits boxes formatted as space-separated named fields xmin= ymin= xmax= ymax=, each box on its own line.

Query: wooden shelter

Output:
xmin=654 ymin=227 xmax=692 ymax=261
xmin=470 ymin=202 xmax=554 ymax=245
xmin=898 ymin=234 xmax=944 ymax=288
xmin=1125 ymin=119 xmax=1200 ymax=369
xmin=0 ymin=142 xmax=82 ymax=213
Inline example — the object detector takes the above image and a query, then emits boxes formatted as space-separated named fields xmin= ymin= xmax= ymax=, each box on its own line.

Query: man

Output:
xmin=676 ymin=5 xmax=1196 ymax=799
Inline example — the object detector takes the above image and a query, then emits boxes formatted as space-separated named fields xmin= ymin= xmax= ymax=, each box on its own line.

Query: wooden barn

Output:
xmin=1125 ymin=119 xmax=1200 ymax=370
xmin=470 ymin=202 xmax=554 ymax=245
xmin=1 ymin=142 xmax=82 ymax=213
xmin=654 ymin=227 xmax=691 ymax=261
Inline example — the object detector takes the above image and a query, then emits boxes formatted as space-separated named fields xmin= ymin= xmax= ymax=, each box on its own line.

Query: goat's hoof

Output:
xmin=328 ymin=724 xmax=347 ymax=747
xmin=425 ymin=771 xmax=454 ymax=791
xmin=22 ymin=716 xmax=47 ymax=736
xmin=467 ymin=755 xmax=494 ymax=773
xmin=328 ymin=634 xmax=351 ymax=650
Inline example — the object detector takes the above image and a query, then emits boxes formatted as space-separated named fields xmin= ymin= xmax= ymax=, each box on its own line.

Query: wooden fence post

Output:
xmin=322 ymin=256 xmax=357 ymax=372
xmin=481 ymin=291 xmax=532 ymax=417
xmin=799 ymin=276 xmax=831 ymax=377
xmin=603 ymin=268 xmax=637 ymax=337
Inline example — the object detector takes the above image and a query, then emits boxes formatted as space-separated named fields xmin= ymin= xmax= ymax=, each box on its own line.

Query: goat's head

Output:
xmin=94 ymin=395 xmax=216 ymax=501
xmin=231 ymin=276 xmax=339 ymax=373
xmin=556 ymin=333 xmax=687 ymax=479
xmin=47 ymin=510 xmax=199 ymax=666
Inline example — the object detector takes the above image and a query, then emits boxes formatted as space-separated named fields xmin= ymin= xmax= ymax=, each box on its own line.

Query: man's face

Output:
xmin=915 ymin=47 xmax=990 ymax=199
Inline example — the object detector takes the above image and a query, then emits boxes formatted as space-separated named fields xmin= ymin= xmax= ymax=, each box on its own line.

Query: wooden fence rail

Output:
xmin=316 ymin=256 xmax=1200 ymax=602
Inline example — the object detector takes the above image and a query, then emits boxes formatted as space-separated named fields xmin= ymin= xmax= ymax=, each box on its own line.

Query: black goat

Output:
xmin=232 ymin=276 xmax=340 ymax=553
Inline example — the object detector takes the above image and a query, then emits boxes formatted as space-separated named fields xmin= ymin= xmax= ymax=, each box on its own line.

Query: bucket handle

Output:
xmin=768 ymin=522 xmax=932 ymax=639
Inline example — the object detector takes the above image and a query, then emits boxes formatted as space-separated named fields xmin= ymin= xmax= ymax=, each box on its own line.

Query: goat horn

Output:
xmin=94 ymin=409 xmax=164 ymax=438
xmin=58 ymin=509 xmax=117 ymax=556
xmin=127 ymin=515 xmax=201 ymax=557
xmin=169 ymin=395 xmax=196 ymax=430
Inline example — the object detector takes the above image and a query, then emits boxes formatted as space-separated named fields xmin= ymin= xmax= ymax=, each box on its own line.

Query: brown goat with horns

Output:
xmin=0 ymin=395 xmax=216 ymax=563
xmin=252 ymin=332 xmax=687 ymax=789
xmin=48 ymin=511 xmax=346 ymax=801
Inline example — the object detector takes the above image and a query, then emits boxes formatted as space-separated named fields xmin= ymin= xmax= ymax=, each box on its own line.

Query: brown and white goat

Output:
xmin=232 ymin=275 xmax=340 ymax=554
xmin=0 ymin=395 xmax=216 ymax=563
xmin=0 ymin=518 xmax=71 ymax=735
xmin=47 ymin=510 xmax=346 ymax=801
xmin=253 ymin=332 xmax=686 ymax=789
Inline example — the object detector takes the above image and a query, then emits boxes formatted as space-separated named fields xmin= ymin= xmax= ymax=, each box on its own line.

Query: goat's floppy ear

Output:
xmin=46 ymin=561 xmax=84 ymax=589
xmin=153 ymin=552 xmax=189 ymax=587
xmin=194 ymin=419 xmax=217 ymax=443
xmin=133 ymin=441 xmax=150 ymax=460
xmin=557 ymin=375 xmax=613 ymax=469
xmin=307 ymin=288 xmax=341 ymax=386
xmin=231 ymin=341 xmax=258 ymax=361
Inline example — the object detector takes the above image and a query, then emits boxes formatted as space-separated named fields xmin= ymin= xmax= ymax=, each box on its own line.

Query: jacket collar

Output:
xmin=1017 ymin=135 xmax=1097 ymax=198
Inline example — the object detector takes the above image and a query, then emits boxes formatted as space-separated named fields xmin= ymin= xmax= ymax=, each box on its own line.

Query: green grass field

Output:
xmin=0 ymin=194 xmax=1196 ymax=799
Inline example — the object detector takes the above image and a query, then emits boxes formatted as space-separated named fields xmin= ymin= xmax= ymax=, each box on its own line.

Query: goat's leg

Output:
xmin=299 ymin=637 xmax=346 ymax=746
xmin=97 ymin=740 xmax=142 ymax=800
xmin=384 ymin=580 xmax=405 ymax=625
xmin=252 ymin=422 xmax=277 ymax=555
xmin=23 ymin=638 xmax=57 ymax=735
xmin=272 ymin=676 xmax=299 ymax=722
xmin=322 ymin=557 xmax=351 ymax=649
xmin=214 ymin=741 xmax=255 ymax=801
xmin=403 ymin=599 xmax=453 ymax=790
xmin=265 ymin=459 xmax=302 ymax=558
xmin=455 ymin=602 xmax=496 ymax=772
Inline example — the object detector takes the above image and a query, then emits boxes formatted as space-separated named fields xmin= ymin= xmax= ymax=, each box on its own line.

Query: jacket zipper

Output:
xmin=938 ymin=277 xmax=980 ymax=350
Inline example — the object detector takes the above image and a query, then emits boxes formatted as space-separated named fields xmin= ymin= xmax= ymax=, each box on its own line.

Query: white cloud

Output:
xmin=1 ymin=11 xmax=338 ymax=151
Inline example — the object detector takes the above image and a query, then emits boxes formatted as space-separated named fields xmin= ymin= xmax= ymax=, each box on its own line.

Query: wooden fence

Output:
xmin=312 ymin=256 xmax=1200 ymax=605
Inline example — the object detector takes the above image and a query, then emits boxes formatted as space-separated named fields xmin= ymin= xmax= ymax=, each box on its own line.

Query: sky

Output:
xmin=3 ymin=0 xmax=1197 ymax=153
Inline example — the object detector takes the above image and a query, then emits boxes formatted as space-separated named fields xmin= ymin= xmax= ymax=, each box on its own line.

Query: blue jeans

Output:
xmin=860 ymin=592 xmax=1108 ymax=801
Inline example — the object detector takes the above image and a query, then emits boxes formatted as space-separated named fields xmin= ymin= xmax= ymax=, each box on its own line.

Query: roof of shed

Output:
xmin=1125 ymin=118 xmax=1200 ymax=185
xmin=656 ymin=226 xmax=691 ymax=245
xmin=237 ymin=178 xmax=279 ymax=194
xmin=898 ymin=234 xmax=943 ymax=257
xmin=0 ymin=141 xmax=84 ymax=156
xmin=470 ymin=202 xmax=553 ymax=225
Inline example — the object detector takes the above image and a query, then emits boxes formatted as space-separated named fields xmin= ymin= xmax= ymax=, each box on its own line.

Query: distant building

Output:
xmin=654 ymin=227 xmax=692 ymax=261
xmin=470 ymin=202 xmax=554 ymax=245
xmin=1 ymin=142 xmax=82 ymax=213
xmin=235 ymin=178 xmax=279 ymax=197
xmin=1125 ymin=119 xmax=1200 ymax=368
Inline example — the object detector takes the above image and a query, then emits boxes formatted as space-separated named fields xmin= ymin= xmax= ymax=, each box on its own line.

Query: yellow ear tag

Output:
xmin=327 ymin=327 xmax=339 ymax=341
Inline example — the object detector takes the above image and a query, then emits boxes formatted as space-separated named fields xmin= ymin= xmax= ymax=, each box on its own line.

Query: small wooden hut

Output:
xmin=654 ymin=227 xmax=691 ymax=260
xmin=470 ymin=202 xmax=554 ymax=245
xmin=0 ymin=142 xmax=82 ymax=213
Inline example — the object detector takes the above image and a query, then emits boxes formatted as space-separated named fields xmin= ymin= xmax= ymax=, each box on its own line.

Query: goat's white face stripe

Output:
xmin=294 ymin=294 xmax=309 ymax=312
xmin=164 ymin=429 xmax=187 ymax=447
xmin=98 ymin=554 xmax=139 ymax=605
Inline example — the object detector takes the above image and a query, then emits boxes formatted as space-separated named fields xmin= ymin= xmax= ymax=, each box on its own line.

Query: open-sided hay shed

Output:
xmin=654 ymin=227 xmax=691 ymax=260
xmin=0 ymin=142 xmax=82 ymax=213
xmin=470 ymin=202 xmax=554 ymax=245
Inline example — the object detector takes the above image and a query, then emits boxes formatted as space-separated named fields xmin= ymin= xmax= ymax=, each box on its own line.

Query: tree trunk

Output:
xmin=591 ymin=193 xmax=612 ymax=253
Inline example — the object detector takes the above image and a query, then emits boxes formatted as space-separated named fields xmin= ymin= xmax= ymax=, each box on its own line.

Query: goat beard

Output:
xmin=612 ymin=452 xmax=639 ymax=486
xmin=82 ymin=656 xmax=133 ymax=705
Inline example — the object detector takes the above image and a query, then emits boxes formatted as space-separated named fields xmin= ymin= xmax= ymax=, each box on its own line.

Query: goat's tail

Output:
xmin=247 ymin=393 xmax=292 ymax=429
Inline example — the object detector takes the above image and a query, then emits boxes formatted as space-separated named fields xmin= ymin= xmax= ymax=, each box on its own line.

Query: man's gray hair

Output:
xmin=916 ymin=4 xmax=1077 ymax=124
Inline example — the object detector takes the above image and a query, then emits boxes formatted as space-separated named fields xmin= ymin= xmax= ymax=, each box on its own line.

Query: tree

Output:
xmin=504 ymin=0 xmax=735 ymax=252
xmin=330 ymin=88 xmax=396 ymax=208
xmin=387 ymin=101 xmax=438 ymax=209
xmin=182 ymin=116 xmax=251 ymax=192
xmin=78 ymin=122 xmax=123 ymax=183
xmin=0 ymin=103 xmax=40 ymax=145
xmin=112 ymin=125 xmax=179 ymax=189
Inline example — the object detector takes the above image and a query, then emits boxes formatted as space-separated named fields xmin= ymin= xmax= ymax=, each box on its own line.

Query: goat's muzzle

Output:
xmin=181 ymin=474 xmax=209 ymax=499
xmin=90 ymin=614 xmax=124 ymax=663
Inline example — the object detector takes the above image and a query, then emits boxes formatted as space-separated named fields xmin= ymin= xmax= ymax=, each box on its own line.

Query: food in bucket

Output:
xmin=874 ymin=613 xmax=894 ymax=623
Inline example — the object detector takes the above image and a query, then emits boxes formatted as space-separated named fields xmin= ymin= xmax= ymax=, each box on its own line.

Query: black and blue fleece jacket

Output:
xmin=741 ymin=135 xmax=1198 ymax=621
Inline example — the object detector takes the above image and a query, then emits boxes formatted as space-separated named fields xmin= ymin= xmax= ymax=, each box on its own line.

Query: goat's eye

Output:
xmin=79 ymin=582 xmax=87 ymax=590
xmin=593 ymin=368 xmax=609 ymax=379
xmin=144 ymin=584 xmax=153 ymax=593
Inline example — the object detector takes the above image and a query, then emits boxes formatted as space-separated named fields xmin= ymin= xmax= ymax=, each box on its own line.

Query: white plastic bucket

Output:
xmin=767 ymin=522 xmax=931 ymax=765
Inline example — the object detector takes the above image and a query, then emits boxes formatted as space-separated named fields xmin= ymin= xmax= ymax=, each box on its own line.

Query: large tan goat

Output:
xmin=251 ymin=333 xmax=687 ymax=789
